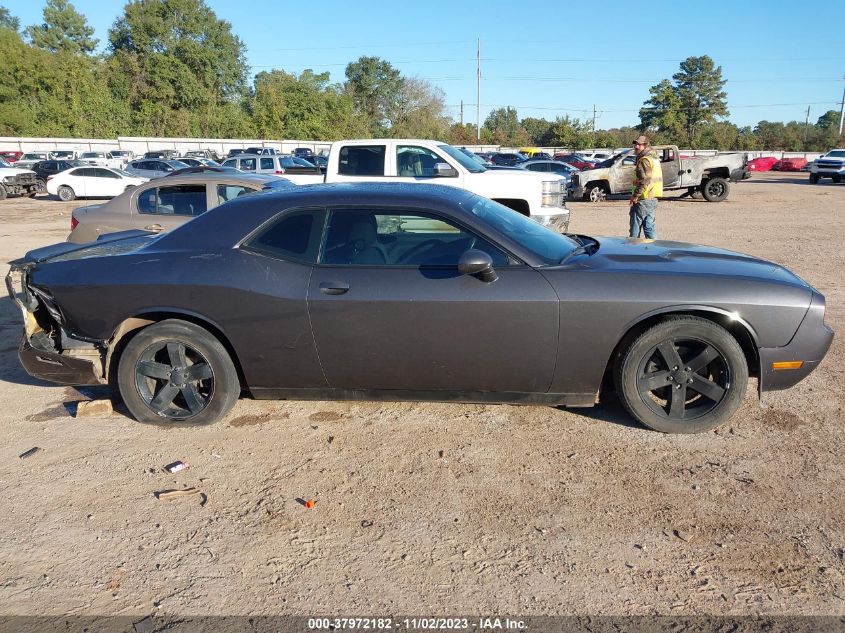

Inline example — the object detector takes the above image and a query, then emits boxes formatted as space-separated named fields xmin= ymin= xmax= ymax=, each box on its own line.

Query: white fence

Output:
xmin=0 ymin=136 xmax=826 ymax=161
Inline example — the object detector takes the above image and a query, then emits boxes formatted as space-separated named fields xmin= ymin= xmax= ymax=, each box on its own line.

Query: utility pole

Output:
xmin=804 ymin=105 xmax=811 ymax=147
xmin=460 ymin=100 xmax=464 ymax=126
xmin=592 ymin=104 xmax=596 ymax=132
xmin=839 ymin=75 xmax=845 ymax=136
xmin=476 ymin=38 xmax=481 ymax=142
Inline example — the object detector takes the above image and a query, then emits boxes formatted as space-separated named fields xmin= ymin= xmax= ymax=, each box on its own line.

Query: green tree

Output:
xmin=390 ymin=77 xmax=450 ymax=139
xmin=521 ymin=117 xmax=555 ymax=146
xmin=483 ymin=106 xmax=528 ymax=146
xmin=251 ymin=69 xmax=364 ymax=140
xmin=672 ymin=55 xmax=729 ymax=147
xmin=108 ymin=0 xmax=249 ymax=136
xmin=550 ymin=115 xmax=592 ymax=149
xmin=25 ymin=0 xmax=97 ymax=55
xmin=0 ymin=5 xmax=19 ymax=32
xmin=640 ymin=55 xmax=728 ymax=147
xmin=447 ymin=122 xmax=480 ymax=145
xmin=639 ymin=79 xmax=686 ymax=144
xmin=344 ymin=56 xmax=404 ymax=136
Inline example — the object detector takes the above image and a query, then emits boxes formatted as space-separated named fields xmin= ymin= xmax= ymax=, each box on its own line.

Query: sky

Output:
xmin=7 ymin=0 xmax=845 ymax=131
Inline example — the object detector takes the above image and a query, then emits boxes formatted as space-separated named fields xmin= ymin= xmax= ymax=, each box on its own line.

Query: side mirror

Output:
xmin=433 ymin=162 xmax=458 ymax=177
xmin=458 ymin=249 xmax=497 ymax=282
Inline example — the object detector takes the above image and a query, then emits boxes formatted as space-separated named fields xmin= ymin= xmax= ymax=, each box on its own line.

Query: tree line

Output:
xmin=1 ymin=1 xmax=843 ymax=151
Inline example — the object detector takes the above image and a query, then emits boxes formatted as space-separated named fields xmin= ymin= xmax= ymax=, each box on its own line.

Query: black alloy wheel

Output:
xmin=117 ymin=319 xmax=239 ymax=425
xmin=615 ymin=316 xmax=748 ymax=433
xmin=134 ymin=341 xmax=214 ymax=420
xmin=701 ymin=177 xmax=729 ymax=202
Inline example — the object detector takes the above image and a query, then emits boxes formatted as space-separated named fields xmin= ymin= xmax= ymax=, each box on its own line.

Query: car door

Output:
xmin=69 ymin=167 xmax=95 ymax=197
xmin=308 ymin=207 xmax=559 ymax=393
xmin=88 ymin=168 xmax=123 ymax=196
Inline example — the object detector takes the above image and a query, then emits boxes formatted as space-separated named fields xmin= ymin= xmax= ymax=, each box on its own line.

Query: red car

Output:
xmin=747 ymin=157 xmax=779 ymax=172
xmin=552 ymin=153 xmax=595 ymax=170
xmin=0 ymin=150 xmax=22 ymax=163
xmin=778 ymin=157 xmax=808 ymax=172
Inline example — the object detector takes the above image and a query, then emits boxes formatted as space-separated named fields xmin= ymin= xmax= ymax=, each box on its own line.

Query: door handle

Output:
xmin=144 ymin=223 xmax=163 ymax=232
xmin=319 ymin=281 xmax=350 ymax=295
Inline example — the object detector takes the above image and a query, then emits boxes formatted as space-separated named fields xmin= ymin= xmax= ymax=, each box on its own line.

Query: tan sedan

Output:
xmin=68 ymin=171 xmax=291 ymax=243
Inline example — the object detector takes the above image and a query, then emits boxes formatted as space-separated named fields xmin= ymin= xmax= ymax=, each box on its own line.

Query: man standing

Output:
xmin=629 ymin=135 xmax=663 ymax=239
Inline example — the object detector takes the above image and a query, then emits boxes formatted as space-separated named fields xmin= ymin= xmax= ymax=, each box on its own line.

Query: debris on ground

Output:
xmin=164 ymin=460 xmax=188 ymax=473
xmin=75 ymin=399 xmax=113 ymax=417
xmin=19 ymin=447 xmax=41 ymax=459
xmin=155 ymin=487 xmax=203 ymax=502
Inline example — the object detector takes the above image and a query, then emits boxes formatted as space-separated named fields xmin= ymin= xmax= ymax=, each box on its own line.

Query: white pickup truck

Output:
xmin=78 ymin=151 xmax=125 ymax=169
xmin=809 ymin=149 xmax=845 ymax=183
xmin=293 ymin=139 xmax=570 ymax=232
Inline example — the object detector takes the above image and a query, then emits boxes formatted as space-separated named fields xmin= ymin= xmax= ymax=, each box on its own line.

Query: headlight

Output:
xmin=2 ymin=176 xmax=15 ymax=184
xmin=541 ymin=180 xmax=564 ymax=207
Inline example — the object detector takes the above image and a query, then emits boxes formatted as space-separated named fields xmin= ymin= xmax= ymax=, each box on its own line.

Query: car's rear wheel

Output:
xmin=809 ymin=173 xmax=820 ymax=184
xmin=614 ymin=316 xmax=748 ymax=433
xmin=701 ymin=177 xmax=729 ymax=202
xmin=117 ymin=319 xmax=239 ymax=426
xmin=57 ymin=185 xmax=76 ymax=201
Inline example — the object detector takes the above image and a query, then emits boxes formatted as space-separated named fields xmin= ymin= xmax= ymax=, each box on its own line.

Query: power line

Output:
xmin=447 ymin=101 xmax=841 ymax=113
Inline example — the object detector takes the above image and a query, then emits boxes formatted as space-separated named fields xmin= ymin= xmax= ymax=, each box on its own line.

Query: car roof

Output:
xmin=154 ymin=183 xmax=478 ymax=252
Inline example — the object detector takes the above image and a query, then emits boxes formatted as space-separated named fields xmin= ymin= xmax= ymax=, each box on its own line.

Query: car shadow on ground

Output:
xmin=558 ymin=390 xmax=645 ymax=431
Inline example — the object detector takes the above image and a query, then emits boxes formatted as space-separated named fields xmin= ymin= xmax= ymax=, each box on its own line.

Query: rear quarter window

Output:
xmin=242 ymin=209 xmax=325 ymax=264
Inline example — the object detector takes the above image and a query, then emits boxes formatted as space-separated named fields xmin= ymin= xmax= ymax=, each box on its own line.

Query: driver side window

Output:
xmin=320 ymin=209 xmax=511 ymax=267
xmin=396 ymin=146 xmax=446 ymax=178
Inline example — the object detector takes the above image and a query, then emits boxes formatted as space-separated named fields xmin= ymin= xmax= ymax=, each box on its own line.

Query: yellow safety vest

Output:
xmin=633 ymin=153 xmax=663 ymax=199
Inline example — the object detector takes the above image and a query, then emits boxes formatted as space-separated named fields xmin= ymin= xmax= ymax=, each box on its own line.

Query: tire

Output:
xmin=57 ymin=185 xmax=76 ymax=201
xmin=116 ymin=319 xmax=239 ymax=426
xmin=700 ymin=177 xmax=730 ymax=202
xmin=614 ymin=316 xmax=748 ymax=434
xmin=0 ymin=184 xmax=7 ymax=201
xmin=809 ymin=173 xmax=820 ymax=184
xmin=35 ymin=178 xmax=47 ymax=193
xmin=584 ymin=184 xmax=608 ymax=202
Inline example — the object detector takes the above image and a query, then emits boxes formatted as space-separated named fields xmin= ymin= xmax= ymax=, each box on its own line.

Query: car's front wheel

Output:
xmin=809 ymin=173 xmax=820 ymax=184
xmin=57 ymin=185 xmax=76 ymax=201
xmin=614 ymin=316 xmax=748 ymax=433
xmin=117 ymin=319 xmax=240 ymax=426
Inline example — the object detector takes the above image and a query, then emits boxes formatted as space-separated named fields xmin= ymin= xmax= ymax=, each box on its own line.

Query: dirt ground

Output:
xmin=0 ymin=173 xmax=843 ymax=620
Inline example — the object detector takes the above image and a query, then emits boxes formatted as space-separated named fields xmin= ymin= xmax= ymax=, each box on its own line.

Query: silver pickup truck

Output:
xmin=568 ymin=145 xmax=748 ymax=202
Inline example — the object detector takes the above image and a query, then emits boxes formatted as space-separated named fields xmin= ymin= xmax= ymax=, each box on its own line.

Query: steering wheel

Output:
xmin=398 ymin=239 xmax=444 ymax=264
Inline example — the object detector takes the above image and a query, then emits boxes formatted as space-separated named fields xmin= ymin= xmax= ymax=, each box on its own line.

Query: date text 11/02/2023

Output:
xmin=307 ymin=617 xmax=527 ymax=630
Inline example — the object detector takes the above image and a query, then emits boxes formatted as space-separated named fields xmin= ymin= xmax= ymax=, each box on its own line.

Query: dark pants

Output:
xmin=630 ymin=198 xmax=658 ymax=239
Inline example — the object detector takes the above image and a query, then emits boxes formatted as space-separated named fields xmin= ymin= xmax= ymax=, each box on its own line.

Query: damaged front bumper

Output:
xmin=5 ymin=262 xmax=106 ymax=386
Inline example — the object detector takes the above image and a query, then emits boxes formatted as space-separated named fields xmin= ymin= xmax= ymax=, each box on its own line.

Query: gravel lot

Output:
xmin=0 ymin=173 xmax=843 ymax=619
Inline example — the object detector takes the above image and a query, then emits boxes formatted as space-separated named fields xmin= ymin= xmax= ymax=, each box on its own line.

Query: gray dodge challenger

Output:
xmin=6 ymin=183 xmax=833 ymax=433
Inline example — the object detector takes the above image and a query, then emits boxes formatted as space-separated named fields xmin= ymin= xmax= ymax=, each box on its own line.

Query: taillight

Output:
xmin=70 ymin=216 xmax=78 ymax=231
xmin=275 ymin=169 xmax=285 ymax=174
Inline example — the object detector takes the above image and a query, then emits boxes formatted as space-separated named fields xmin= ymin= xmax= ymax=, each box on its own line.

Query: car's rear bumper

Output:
xmin=759 ymin=292 xmax=833 ymax=392
xmin=732 ymin=167 xmax=750 ymax=181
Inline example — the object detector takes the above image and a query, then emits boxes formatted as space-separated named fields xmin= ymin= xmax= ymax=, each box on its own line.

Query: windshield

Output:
xmin=467 ymin=197 xmax=579 ymax=264
xmin=825 ymin=150 xmax=845 ymax=158
xmin=22 ymin=154 xmax=45 ymax=160
xmin=437 ymin=144 xmax=486 ymax=173
xmin=112 ymin=168 xmax=136 ymax=178
xmin=81 ymin=152 xmax=101 ymax=158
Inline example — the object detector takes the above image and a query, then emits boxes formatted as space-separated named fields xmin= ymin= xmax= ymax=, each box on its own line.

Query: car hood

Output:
xmin=0 ymin=166 xmax=36 ymax=176
xmin=576 ymin=236 xmax=810 ymax=287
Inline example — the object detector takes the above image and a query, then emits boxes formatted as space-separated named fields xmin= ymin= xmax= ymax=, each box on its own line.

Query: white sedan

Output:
xmin=47 ymin=166 xmax=147 ymax=201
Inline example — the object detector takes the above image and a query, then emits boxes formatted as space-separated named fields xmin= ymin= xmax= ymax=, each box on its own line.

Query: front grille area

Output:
xmin=816 ymin=161 xmax=844 ymax=170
